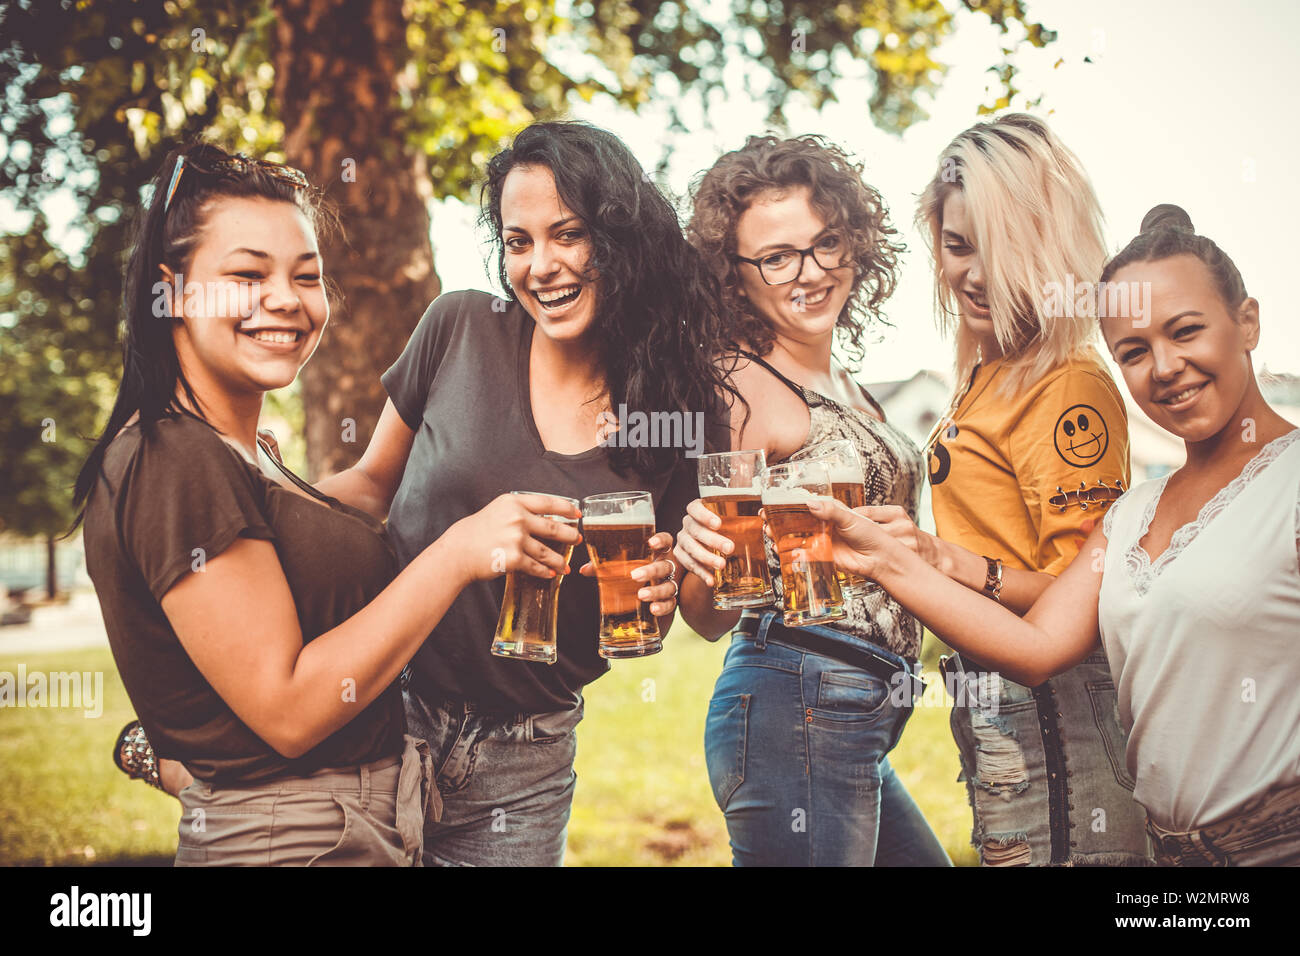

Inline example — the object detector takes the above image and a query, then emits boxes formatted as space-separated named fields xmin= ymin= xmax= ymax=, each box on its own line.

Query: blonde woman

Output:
xmin=871 ymin=114 xmax=1151 ymax=865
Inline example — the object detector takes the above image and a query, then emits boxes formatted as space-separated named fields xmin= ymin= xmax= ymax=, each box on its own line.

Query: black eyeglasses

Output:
xmin=734 ymin=234 xmax=849 ymax=286
xmin=163 ymin=148 xmax=309 ymax=213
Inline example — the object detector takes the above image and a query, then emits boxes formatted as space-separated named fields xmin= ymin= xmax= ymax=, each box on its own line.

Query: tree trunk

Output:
xmin=45 ymin=533 xmax=57 ymax=600
xmin=272 ymin=0 xmax=440 ymax=481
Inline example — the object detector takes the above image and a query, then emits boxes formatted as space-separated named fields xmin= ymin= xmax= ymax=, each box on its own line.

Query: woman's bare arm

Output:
xmin=860 ymin=504 xmax=1057 ymax=615
xmin=314 ymin=400 xmax=415 ymax=521
xmin=675 ymin=358 xmax=808 ymax=640
xmin=813 ymin=499 xmax=1108 ymax=686
xmin=932 ymin=537 xmax=1056 ymax=614
xmin=160 ymin=494 xmax=580 ymax=758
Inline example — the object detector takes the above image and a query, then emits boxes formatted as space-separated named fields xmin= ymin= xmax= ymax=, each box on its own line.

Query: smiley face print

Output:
xmin=1054 ymin=404 xmax=1108 ymax=467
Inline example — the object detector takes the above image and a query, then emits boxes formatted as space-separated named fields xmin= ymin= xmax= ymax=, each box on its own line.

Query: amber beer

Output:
xmin=793 ymin=441 xmax=878 ymax=598
xmin=700 ymin=489 xmax=773 ymax=608
xmin=828 ymin=467 xmax=876 ymax=597
xmin=582 ymin=492 xmax=663 ymax=659
xmin=490 ymin=493 xmax=579 ymax=664
xmin=760 ymin=461 xmax=845 ymax=627
xmin=697 ymin=450 xmax=775 ymax=610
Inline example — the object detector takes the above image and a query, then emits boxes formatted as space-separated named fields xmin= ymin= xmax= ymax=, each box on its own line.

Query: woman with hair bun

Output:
xmin=811 ymin=202 xmax=1300 ymax=866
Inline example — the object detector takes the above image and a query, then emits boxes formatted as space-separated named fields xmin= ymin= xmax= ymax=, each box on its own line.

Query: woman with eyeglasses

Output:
xmin=861 ymin=114 xmax=1150 ymax=866
xmin=810 ymin=203 xmax=1300 ymax=866
xmin=671 ymin=135 xmax=951 ymax=866
xmin=74 ymin=143 xmax=580 ymax=865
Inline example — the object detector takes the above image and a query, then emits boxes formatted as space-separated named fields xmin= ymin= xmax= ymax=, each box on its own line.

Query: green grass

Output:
xmin=0 ymin=632 xmax=977 ymax=866
xmin=0 ymin=646 xmax=179 ymax=866
xmin=571 ymin=624 xmax=979 ymax=866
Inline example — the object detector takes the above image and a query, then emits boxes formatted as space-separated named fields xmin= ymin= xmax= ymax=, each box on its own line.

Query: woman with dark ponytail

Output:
xmin=75 ymin=143 xmax=582 ymax=865
xmin=808 ymin=203 xmax=1300 ymax=866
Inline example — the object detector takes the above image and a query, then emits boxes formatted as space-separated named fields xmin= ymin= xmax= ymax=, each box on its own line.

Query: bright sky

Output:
xmin=430 ymin=0 xmax=1300 ymax=384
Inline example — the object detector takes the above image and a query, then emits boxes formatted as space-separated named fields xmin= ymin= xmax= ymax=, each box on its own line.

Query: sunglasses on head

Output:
xmin=163 ymin=148 xmax=309 ymax=213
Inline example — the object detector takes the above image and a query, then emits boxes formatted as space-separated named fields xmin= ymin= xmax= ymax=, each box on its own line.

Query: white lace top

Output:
xmin=1098 ymin=428 xmax=1300 ymax=831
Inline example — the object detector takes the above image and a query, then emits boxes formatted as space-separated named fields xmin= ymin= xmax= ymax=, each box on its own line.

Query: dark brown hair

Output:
xmin=70 ymin=143 xmax=337 ymax=532
xmin=1100 ymin=203 xmax=1247 ymax=310
xmin=687 ymin=135 xmax=903 ymax=367
xmin=480 ymin=121 xmax=741 ymax=476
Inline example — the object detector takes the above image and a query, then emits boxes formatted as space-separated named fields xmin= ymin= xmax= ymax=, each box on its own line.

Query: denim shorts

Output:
xmin=402 ymin=674 xmax=583 ymax=867
xmin=704 ymin=612 xmax=951 ymax=867
xmin=1146 ymin=781 xmax=1300 ymax=866
xmin=174 ymin=734 xmax=434 ymax=866
xmin=948 ymin=649 xmax=1151 ymax=866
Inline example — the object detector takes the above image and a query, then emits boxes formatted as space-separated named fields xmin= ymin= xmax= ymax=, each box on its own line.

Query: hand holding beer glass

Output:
xmin=490 ymin=492 xmax=582 ymax=664
xmin=790 ymin=440 xmax=880 ymax=598
xmin=695 ymin=450 xmax=775 ymax=610
xmin=760 ymin=460 xmax=846 ymax=627
xmin=581 ymin=491 xmax=664 ymax=659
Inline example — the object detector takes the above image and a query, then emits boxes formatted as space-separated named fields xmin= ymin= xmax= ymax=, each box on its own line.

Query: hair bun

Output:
xmin=1140 ymin=204 xmax=1194 ymax=235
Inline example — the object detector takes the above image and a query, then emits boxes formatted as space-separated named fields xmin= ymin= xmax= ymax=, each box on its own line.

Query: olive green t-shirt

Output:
xmin=82 ymin=413 xmax=404 ymax=785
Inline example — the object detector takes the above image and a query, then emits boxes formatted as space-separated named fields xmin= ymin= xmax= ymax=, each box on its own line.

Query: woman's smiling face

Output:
xmin=166 ymin=196 xmax=327 ymax=395
xmin=732 ymin=185 xmax=853 ymax=346
xmin=1101 ymin=253 xmax=1259 ymax=443
xmin=500 ymin=164 xmax=600 ymax=345
xmin=938 ymin=190 xmax=994 ymax=346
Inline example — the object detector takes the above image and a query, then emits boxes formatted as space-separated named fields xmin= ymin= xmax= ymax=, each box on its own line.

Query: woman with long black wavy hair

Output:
xmin=308 ymin=120 xmax=737 ymax=865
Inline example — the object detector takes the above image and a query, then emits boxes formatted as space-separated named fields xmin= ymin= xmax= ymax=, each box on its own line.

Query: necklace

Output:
xmin=924 ymin=359 xmax=1003 ymax=458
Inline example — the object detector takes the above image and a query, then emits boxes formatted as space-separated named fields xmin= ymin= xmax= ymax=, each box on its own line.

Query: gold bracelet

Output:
xmin=982 ymin=556 xmax=1004 ymax=603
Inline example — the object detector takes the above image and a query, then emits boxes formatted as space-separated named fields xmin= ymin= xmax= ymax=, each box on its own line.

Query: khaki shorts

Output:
xmin=175 ymin=734 xmax=439 ymax=866
xmin=1146 ymin=781 xmax=1300 ymax=867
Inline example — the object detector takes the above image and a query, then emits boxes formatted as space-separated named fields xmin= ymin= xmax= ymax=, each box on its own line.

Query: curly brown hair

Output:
xmin=686 ymin=135 xmax=903 ymax=368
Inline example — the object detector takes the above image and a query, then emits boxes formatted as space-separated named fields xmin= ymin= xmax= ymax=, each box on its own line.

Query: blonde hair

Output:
xmin=916 ymin=113 xmax=1107 ymax=397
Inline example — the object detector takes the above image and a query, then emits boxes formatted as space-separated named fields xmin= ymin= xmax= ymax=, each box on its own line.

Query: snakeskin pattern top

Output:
xmin=742 ymin=352 xmax=926 ymax=660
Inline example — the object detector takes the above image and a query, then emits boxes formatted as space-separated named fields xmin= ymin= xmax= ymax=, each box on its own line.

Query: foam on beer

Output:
xmin=700 ymin=484 xmax=760 ymax=497
xmin=760 ymin=486 xmax=836 ymax=506
xmin=826 ymin=465 xmax=863 ymax=484
xmin=582 ymin=500 xmax=656 ymax=525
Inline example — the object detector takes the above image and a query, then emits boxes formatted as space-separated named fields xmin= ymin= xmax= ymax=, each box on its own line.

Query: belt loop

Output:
xmin=359 ymin=761 xmax=371 ymax=811
xmin=753 ymin=612 xmax=770 ymax=650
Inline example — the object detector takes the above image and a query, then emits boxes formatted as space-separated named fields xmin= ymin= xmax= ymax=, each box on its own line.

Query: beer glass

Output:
xmin=490 ymin=492 xmax=579 ymax=664
xmin=760 ymin=460 xmax=845 ymax=627
xmin=581 ymin=491 xmax=663 ymax=659
xmin=696 ymin=450 xmax=775 ymax=610
xmin=791 ymin=440 xmax=879 ymax=598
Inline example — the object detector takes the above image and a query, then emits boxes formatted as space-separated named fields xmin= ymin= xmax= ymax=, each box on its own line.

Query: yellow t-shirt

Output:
xmin=928 ymin=350 xmax=1131 ymax=576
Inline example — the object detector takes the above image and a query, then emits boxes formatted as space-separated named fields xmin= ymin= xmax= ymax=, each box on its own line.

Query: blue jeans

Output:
xmin=704 ymin=614 xmax=952 ymax=866
xmin=402 ymin=677 xmax=582 ymax=867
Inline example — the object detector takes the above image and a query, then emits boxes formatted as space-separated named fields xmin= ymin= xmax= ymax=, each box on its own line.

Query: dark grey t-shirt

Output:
xmin=381 ymin=290 xmax=723 ymax=714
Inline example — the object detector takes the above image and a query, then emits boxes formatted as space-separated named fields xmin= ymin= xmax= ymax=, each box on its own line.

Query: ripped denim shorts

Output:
xmin=948 ymin=648 xmax=1152 ymax=866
